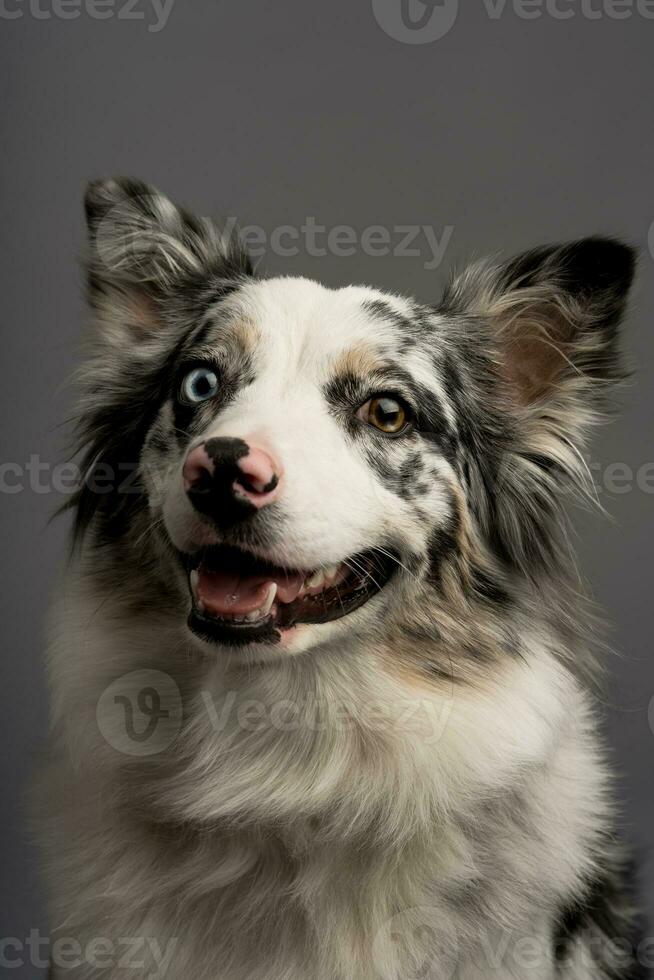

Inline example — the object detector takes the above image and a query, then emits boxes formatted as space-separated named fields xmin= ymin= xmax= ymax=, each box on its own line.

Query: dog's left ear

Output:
xmin=443 ymin=237 xmax=636 ymax=571
xmin=445 ymin=236 xmax=635 ymax=406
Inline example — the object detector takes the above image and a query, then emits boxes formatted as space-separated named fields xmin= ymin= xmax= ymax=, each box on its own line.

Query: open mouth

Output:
xmin=183 ymin=544 xmax=397 ymax=646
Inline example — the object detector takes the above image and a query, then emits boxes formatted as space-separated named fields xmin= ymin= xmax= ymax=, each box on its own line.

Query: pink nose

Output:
xmin=233 ymin=446 xmax=280 ymax=503
xmin=183 ymin=439 xmax=281 ymax=510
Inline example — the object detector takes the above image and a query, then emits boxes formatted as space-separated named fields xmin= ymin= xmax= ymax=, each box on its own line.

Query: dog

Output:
xmin=36 ymin=177 xmax=647 ymax=979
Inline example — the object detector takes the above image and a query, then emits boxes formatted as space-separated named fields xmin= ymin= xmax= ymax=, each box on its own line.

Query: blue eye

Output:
xmin=180 ymin=366 xmax=219 ymax=404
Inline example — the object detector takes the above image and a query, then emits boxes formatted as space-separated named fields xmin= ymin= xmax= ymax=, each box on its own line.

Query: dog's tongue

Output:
xmin=197 ymin=565 xmax=305 ymax=616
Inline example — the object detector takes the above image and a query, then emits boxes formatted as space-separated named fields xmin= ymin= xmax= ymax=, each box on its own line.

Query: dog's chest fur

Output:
xmin=40 ymin=581 xmax=610 ymax=980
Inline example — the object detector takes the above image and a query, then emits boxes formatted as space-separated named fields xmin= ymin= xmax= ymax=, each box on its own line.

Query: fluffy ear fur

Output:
xmin=84 ymin=176 xmax=253 ymax=333
xmin=442 ymin=237 xmax=636 ymax=574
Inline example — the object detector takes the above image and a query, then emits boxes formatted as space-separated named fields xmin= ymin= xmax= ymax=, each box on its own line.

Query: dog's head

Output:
xmin=71 ymin=178 xmax=635 ymax=664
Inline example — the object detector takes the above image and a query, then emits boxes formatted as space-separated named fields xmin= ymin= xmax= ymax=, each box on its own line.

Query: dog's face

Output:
xmin=73 ymin=179 xmax=634 ymax=664
xmin=148 ymin=276 xmax=463 ymax=655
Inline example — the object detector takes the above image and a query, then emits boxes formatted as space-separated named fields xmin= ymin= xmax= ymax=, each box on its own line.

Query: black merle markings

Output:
xmin=553 ymin=863 xmax=650 ymax=979
xmin=469 ymin=564 xmax=511 ymax=609
xmin=361 ymin=299 xmax=414 ymax=333
xmin=357 ymin=300 xmax=526 ymax=593
xmin=361 ymin=445 xmax=422 ymax=501
xmin=392 ymin=367 xmax=458 ymax=463
xmin=170 ymin=314 xmax=257 ymax=445
xmin=323 ymin=370 xmax=367 ymax=424
xmin=143 ymin=419 xmax=173 ymax=457
xmin=361 ymin=298 xmax=436 ymax=342
xmin=496 ymin=237 xmax=635 ymax=328
xmin=426 ymin=516 xmax=460 ymax=587
xmin=326 ymin=364 xmax=455 ymax=456
xmin=359 ymin=300 xmax=462 ymax=459
xmin=332 ymin=300 xmax=460 ymax=455
xmin=70 ymin=339 xmax=186 ymax=548
xmin=186 ymin=437 xmax=259 ymax=529
xmin=70 ymin=322 xmax=192 ymax=546
xmin=396 ymin=452 xmax=427 ymax=498
xmin=69 ymin=284 xmax=254 ymax=548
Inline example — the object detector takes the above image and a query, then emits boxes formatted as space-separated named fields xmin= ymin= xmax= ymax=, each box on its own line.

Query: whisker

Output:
xmin=370 ymin=546 xmax=420 ymax=583
xmin=333 ymin=580 xmax=347 ymax=616
xmin=343 ymin=556 xmax=383 ymax=593
xmin=131 ymin=516 xmax=166 ymax=551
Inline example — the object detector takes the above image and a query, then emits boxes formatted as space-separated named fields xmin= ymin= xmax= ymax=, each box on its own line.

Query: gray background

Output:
xmin=1 ymin=1 xmax=652 ymax=975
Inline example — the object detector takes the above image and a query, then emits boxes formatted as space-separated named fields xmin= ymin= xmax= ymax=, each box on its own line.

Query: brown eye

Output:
xmin=357 ymin=395 xmax=409 ymax=434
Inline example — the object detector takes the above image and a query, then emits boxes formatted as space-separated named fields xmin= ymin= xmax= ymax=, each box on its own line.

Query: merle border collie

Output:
xmin=37 ymin=178 xmax=647 ymax=979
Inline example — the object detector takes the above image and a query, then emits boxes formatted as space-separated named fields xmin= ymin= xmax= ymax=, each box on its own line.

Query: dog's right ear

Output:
xmin=83 ymin=177 xmax=252 ymax=333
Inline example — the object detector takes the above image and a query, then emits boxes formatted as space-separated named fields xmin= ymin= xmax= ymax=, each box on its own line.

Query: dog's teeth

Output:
xmin=242 ymin=584 xmax=278 ymax=623
xmin=305 ymin=565 xmax=341 ymax=591
xmin=261 ymin=582 xmax=277 ymax=617
xmin=306 ymin=570 xmax=325 ymax=590
xmin=190 ymin=570 xmax=205 ymax=611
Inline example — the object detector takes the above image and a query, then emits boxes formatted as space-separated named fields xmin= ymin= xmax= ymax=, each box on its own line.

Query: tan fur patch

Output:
xmin=230 ymin=318 xmax=260 ymax=355
xmin=331 ymin=344 xmax=384 ymax=379
xmin=127 ymin=295 xmax=161 ymax=334
xmin=96 ymin=293 xmax=161 ymax=336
